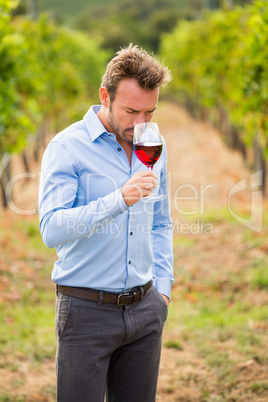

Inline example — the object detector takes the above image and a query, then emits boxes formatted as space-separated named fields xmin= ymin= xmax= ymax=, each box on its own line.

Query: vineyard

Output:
xmin=160 ymin=0 xmax=268 ymax=191
xmin=1 ymin=0 xmax=268 ymax=400
xmin=1 ymin=102 xmax=268 ymax=401
xmin=1 ymin=1 xmax=268 ymax=205
xmin=0 ymin=0 xmax=108 ymax=206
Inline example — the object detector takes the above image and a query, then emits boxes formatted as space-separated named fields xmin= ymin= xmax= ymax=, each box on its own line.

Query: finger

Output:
xmin=143 ymin=182 xmax=154 ymax=191
xmin=141 ymin=178 xmax=158 ymax=188
xmin=131 ymin=176 xmax=157 ymax=188
xmin=140 ymin=190 xmax=151 ymax=199
xmin=134 ymin=171 xmax=157 ymax=179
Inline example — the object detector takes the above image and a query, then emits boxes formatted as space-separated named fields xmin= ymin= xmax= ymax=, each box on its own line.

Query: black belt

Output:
xmin=57 ymin=281 xmax=152 ymax=306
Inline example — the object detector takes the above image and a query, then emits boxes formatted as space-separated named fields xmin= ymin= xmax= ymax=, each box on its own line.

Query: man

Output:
xmin=39 ymin=44 xmax=173 ymax=402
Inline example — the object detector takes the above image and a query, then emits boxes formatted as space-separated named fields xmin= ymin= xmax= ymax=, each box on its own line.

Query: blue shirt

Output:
xmin=39 ymin=106 xmax=173 ymax=298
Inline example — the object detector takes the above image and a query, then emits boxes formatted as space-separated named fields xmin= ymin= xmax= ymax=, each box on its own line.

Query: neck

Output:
xmin=97 ymin=106 xmax=133 ymax=165
xmin=97 ymin=106 xmax=112 ymax=133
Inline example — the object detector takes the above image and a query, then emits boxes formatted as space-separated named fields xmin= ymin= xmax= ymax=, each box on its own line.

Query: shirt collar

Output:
xmin=83 ymin=105 xmax=108 ymax=142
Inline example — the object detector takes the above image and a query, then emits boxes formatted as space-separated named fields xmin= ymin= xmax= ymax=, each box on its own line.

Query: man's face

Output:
xmin=104 ymin=78 xmax=159 ymax=144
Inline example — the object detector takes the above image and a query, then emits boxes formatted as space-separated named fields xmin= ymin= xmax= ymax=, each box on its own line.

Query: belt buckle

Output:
xmin=117 ymin=292 xmax=130 ymax=306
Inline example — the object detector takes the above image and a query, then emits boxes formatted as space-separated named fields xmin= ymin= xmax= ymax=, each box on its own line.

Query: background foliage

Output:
xmin=160 ymin=0 xmax=268 ymax=189
xmin=14 ymin=0 xmax=254 ymax=53
xmin=1 ymin=1 xmax=268 ymax=398
xmin=1 ymin=0 xmax=268 ymax=197
xmin=0 ymin=0 xmax=107 ymax=156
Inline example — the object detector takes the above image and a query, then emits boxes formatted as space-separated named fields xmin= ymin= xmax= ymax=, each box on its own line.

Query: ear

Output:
xmin=99 ymin=87 xmax=110 ymax=108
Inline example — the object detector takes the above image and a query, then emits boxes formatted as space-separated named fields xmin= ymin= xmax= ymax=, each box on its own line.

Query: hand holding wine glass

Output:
xmin=121 ymin=170 xmax=157 ymax=206
xmin=133 ymin=122 xmax=166 ymax=201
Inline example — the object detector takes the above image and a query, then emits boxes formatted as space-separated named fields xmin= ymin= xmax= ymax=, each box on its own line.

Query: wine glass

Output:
xmin=133 ymin=122 xmax=166 ymax=201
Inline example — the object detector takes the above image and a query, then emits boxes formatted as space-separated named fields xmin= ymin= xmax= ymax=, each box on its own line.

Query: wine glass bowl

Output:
xmin=133 ymin=122 xmax=166 ymax=201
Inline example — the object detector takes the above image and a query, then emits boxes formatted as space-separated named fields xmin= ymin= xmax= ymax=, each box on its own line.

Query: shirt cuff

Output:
xmin=103 ymin=188 xmax=128 ymax=218
xmin=154 ymin=277 xmax=172 ymax=300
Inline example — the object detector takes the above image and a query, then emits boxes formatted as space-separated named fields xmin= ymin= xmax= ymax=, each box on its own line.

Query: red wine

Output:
xmin=134 ymin=142 xmax=162 ymax=168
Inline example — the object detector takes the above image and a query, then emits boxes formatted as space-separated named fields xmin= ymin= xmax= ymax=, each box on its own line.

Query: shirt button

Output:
xmin=130 ymin=232 xmax=133 ymax=235
xmin=128 ymin=261 xmax=131 ymax=264
xmin=117 ymin=147 xmax=122 ymax=152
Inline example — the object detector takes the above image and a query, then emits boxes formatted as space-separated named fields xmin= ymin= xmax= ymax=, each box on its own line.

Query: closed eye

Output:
xmin=125 ymin=108 xmax=156 ymax=114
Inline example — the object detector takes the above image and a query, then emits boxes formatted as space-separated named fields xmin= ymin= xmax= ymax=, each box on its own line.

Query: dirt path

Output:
xmin=1 ymin=103 xmax=267 ymax=401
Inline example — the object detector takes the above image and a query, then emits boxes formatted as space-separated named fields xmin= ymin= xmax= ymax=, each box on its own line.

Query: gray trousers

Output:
xmin=55 ymin=285 xmax=168 ymax=402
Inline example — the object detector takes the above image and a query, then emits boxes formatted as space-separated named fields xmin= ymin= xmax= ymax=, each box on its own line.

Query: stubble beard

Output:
xmin=107 ymin=106 xmax=133 ymax=144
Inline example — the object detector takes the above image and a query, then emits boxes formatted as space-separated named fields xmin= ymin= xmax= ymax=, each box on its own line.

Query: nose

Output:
xmin=133 ymin=114 xmax=145 ymax=126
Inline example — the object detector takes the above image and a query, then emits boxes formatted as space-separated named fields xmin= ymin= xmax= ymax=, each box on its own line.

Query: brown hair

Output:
xmin=101 ymin=44 xmax=171 ymax=102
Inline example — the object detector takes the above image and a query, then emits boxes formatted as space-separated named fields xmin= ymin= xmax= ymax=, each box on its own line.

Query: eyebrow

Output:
xmin=125 ymin=107 xmax=157 ymax=113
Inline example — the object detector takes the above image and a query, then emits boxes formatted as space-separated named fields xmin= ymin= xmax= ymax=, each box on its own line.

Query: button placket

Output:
xmin=126 ymin=208 xmax=135 ymax=278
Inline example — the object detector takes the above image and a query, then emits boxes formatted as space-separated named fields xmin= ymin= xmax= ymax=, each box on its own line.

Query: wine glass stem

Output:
xmin=148 ymin=166 xmax=155 ymax=195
